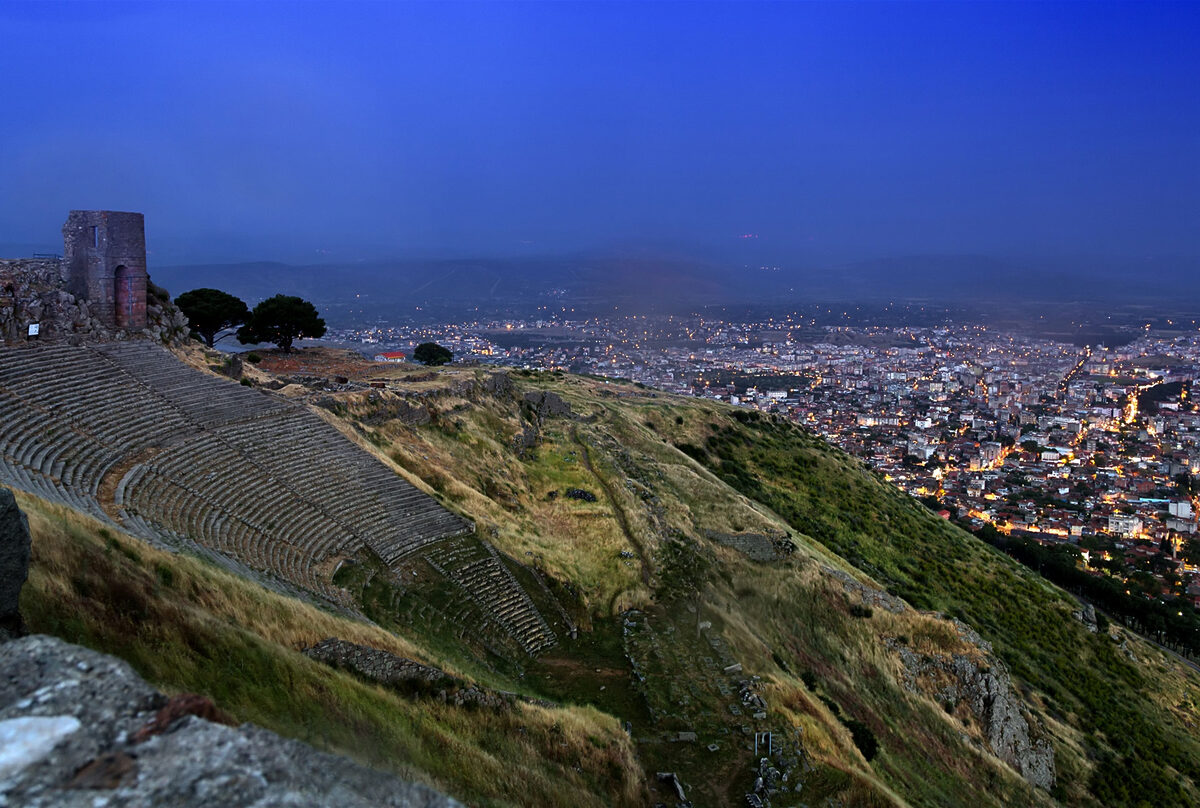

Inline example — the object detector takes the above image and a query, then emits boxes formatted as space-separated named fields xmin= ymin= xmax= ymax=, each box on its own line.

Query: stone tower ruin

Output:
xmin=62 ymin=210 xmax=148 ymax=330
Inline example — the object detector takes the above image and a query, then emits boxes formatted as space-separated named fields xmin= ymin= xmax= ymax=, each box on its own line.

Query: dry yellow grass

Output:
xmin=14 ymin=489 xmax=647 ymax=808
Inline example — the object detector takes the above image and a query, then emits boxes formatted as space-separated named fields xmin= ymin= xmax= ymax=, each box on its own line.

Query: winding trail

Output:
xmin=571 ymin=426 xmax=652 ymax=590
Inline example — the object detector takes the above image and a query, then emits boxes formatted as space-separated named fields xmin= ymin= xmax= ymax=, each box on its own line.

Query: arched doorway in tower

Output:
xmin=113 ymin=265 xmax=134 ymax=328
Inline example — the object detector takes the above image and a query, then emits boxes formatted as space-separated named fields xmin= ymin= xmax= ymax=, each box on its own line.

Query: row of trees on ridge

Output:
xmin=175 ymin=288 xmax=453 ymax=365
xmin=176 ymin=288 xmax=325 ymax=353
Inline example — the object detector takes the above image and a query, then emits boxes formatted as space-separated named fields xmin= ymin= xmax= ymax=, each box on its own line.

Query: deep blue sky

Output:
xmin=2 ymin=1 xmax=1198 ymax=268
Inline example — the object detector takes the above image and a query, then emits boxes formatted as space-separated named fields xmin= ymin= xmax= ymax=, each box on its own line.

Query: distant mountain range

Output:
xmin=146 ymin=251 xmax=1200 ymax=317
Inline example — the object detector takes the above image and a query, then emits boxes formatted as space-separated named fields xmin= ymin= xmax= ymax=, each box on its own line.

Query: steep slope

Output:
xmin=4 ymin=342 xmax=1197 ymax=807
xmin=12 ymin=489 xmax=644 ymax=807
xmin=285 ymin=356 xmax=1199 ymax=807
xmin=0 ymin=634 xmax=459 ymax=808
xmin=680 ymin=410 xmax=1200 ymax=807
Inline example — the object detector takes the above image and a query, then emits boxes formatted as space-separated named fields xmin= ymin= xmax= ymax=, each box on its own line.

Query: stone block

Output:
xmin=0 ymin=488 xmax=31 ymax=636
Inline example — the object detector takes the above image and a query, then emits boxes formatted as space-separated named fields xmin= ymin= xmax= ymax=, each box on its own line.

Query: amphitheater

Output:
xmin=0 ymin=339 xmax=557 ymax=655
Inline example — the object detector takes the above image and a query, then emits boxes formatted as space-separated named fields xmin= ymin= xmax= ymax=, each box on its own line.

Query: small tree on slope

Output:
xmin=237 ymin=294 xmax=326 ymax=353
xmin=413 ymin=342 xmax=453 ymax=366
xmin=175 ymin=288 xmax=250 ymax=348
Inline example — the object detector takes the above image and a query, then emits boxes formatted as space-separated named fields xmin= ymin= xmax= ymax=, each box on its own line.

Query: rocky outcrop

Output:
xmin=1072 ymin=603 xmax=1098 ymax=633
xmin=304 ymin=638 xmax=519 ymax=710
xmin=0 ymin=634 xmax=459 ymax=807
xmin=349 ymin=391 xmax=432 ymax=427
xmin=0 ymin=259 xmax=102 ymax=343
xmin=0 ymin=488 xmax=30 ymax=639
xmin=142 ymin=283 xmax=190 ymax=347
xmin=893 ymin=625 xmax=1055 ymax=791
xmin=485 ymin=371 xmax=513 ymax=399
xmin=706 ymin=530 xmax=797 ymax=563
xmin=513 ymin=421 xmax=540 ymax=457
xmin=823 ymin=565 xmax=907 ymax=614
xmin=523 ymin=390 xmax=573 ymax=420
xmin=304 ymin=638 xmax=448 ymax=686
xmin=512 ymin=391 xmax=573 ymax=458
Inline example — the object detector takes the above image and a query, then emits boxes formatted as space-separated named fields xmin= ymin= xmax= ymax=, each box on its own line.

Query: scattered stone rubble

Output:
xmin=737 ymin=678 xmax=768 ymax=720
xmin=624 ymin=608 xmax=813 ymax=805
xmin=303 ymin=637 xmax=515 ymax=710
xmin=745 ymin=727 xmax=812 ymax=806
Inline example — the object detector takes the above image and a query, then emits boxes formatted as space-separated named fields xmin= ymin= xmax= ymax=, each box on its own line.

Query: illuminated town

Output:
xmin=327 ymin=315 xmax=1200 ymax=611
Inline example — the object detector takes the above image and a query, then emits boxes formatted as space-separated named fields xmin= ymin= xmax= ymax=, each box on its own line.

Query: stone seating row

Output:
xmin=423 ymin=536 xmax=493 ymax=572
xmin=0 ymin=395 xmax=129 ymax=498
xmin=93 ymin=342 xmax=289 ymax=427
xmin=0 ymin=347 xmax=198 ymax=494
xmin=117 ymin=509 xmax=344 ymax=603
xmin=0 ymin=457 xmax=113 ymax=525
xmin=0 ymin=347 xmax=190 ymax=433
xmin=168 ymin=425 xmax=441 ymax=557
xmin=121 ymin=463 xmax=339 ymax=596
xmin=129 ymin=440 xmax=354 ymax=557
xmin=212 ymin=409 xmax=473 ymax=562
xmin=1 ymin=341 xmax=474 ymax=603
xmin=423 ymin=540 xmax=556 ymax=655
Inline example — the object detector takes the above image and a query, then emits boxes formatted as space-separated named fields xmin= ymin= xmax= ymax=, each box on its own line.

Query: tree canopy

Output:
xmin=237 ymin=294 xmax=326 ymax=352
xmin=175 ymin=288 xmax=250 ymax=348
xmin=413 ymin=342 xmax=453 ymax=366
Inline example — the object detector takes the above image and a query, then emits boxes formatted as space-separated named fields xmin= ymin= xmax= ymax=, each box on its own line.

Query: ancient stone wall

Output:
xmin=0 ymin=258 xmax=103 ymax=343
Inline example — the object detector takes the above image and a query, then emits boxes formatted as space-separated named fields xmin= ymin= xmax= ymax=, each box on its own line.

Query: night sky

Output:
xmin=2 ymin=1 xmax=1198 ymax=269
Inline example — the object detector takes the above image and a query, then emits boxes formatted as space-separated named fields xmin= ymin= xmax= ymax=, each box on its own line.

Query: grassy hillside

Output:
xmin=278 ymin=358 xmax=1196 ymax=807
xmin=13 ymin=349 xmax=1200 ymax=807
xmin=15 ymin=491 xmax=644 ymax=808
xmin=664 ymin=403 xmax=1200 ymax=808
xmin=686 ymin=410 xmax=1200 ymax=806
xmin=331 ymin=364 xmax=1200 ymax=806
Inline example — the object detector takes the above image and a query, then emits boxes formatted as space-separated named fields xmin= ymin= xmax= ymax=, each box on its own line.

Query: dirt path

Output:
xmin=572 ymin=426 xmax=652 ymax=588
xmin=97 ymin=446 xmax=161 ymax=522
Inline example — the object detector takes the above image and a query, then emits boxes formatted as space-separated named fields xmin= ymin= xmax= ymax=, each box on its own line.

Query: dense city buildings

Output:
xmin=326 ymin=314 xmax=1200 ymax=614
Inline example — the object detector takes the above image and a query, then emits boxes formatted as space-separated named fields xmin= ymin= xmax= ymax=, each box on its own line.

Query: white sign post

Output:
xmin=27 ymin=323 xmax=39 ymax=339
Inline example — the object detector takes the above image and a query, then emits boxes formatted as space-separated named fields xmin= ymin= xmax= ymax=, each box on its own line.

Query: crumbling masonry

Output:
xmin=0 ymin=211 xmax=181 ymax=344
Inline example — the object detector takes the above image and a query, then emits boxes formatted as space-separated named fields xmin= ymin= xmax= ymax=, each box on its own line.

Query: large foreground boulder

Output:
xmin=0 ymin=488 xmax=31 ymax=639
xmin=0 ymin=634 xmax=459 ymax=807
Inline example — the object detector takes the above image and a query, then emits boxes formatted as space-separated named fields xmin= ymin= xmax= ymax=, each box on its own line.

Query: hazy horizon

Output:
xmin=2 ymin=1 xmax=1198 ymax=275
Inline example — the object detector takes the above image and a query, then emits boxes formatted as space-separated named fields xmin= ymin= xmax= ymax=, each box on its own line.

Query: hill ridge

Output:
xmin=3 ymin=342 xmax=1197 ymax=806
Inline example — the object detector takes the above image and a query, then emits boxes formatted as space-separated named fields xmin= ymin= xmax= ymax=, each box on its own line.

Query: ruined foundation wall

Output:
xmin=0 ymin=258 xmax=186 ymax=346
xmin=0 ymin=258 xmax=103 ymax=343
